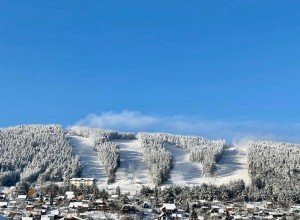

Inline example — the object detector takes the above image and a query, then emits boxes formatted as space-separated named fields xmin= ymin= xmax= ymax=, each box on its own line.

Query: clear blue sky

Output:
xmin=1 ymin=1 xmax=300 ymax=141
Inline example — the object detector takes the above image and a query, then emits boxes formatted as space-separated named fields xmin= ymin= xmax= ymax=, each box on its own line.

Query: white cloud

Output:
xmin=75 ymin=111 xmax=159 ymax=131
xmin=72 ymin=110 xmax=300 ymax=143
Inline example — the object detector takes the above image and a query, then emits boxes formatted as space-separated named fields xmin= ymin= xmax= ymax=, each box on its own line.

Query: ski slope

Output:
xmin=164 ymin=144 xmax=203 ymax=186
xmin=108 ymin=139 xmax=152 ymax=194
xmin=67 ymin=134 xmax=108 ymax=184
xmin=213 ymin=144 xmax=250 ymax=185
xmin=164 ymin=143 xmax=250 ymax=186
xmin=68 ymin=133 xmax=250 ymax=190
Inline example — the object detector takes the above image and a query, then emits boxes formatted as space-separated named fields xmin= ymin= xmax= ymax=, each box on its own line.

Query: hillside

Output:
xmin=67 ymin=127 xmax=250 ymax=190
xmin=0 ymin=125 xmax=81 ymax=186
xmin=1 ymin=124 xmax=300 ymax=204
xmin=66 ymin=134 xmax=108 ymax=184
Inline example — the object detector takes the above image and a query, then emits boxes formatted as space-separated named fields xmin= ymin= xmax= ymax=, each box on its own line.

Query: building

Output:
xmin=160 ymin=203 xmax=177 ymax=214
xmin=70 ymin=178 xmax=95 ymax=187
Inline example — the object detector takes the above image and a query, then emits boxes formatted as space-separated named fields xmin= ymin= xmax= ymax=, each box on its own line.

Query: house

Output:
xmin=160 ymin=203 xmax=177 ymax=214
xmin=246 ymin=204 xmax=255 ymax=212
xmin=41 ymin=215 xmax=54 ymax=220
xmin=158 ymin=212 xmax=172 ymax=220
xmin=70 ymin=178 xmax=95 ymax=187
xmin=27 ymin=188 xmax=36 ymax=197
xmin=171 ymin=213 xmax=183 ymax=219
xmin=7 ymin=201 xmax=17 ymax=208
xmin=226 ymin=205 xmax=234 ymax=212
xmin=199 ymin=200 xmax=208 ymax=206
xmin=65 ymin=191 xmax=75 ymax=199
xmin=26 ymin=205 xmax=34 ymax=211
xmin=200 ymin=206 xmax=209 ymax=212
xmin=120 ymin=204 xmax=136 ymax=214
xmin=94 ymin=199 xmax=107 ymax=210
xmin=69 ymin=202 xmax=83 ymax=208
xmin=265 ymin=201 xmax=273 ymax=209
xmin=110 ymin=194 xmax=119 ymax=201
xmin=17 ymin=195 xmax=27 ymax=201
xmin=22 ymin=217 xmax=33 ymax=220
xmin=143 ymin=202 xmax=150 ymax=209
xmin=0 ymin=201 xmax=8 ymax=208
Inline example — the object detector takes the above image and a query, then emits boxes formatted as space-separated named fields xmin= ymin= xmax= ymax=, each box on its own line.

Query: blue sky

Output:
xmin=1 ymin=1 xmax=300 ymax=142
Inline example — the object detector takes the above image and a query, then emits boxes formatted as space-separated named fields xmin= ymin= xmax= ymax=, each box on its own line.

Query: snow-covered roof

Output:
xmin=69 ymin=202 xmax=83 ymax=208
xmin=172 ymin=213 xmax=182 ymax=217
xmin=22 ymin=217 xmax=33 ymax=220
xmin=211 ymin=205 xmax=221 ymax=209
xmin=111 ymin=194 xmax=119 ymax=198
xmin=0 ymin=202 xmax=8 ymax=207
xmin=246 ymin=204 xmax=255 ymax=209
xmin=95 ymin=199 xmax=104 ymax=203
xmin=18 ymin=195 xmax=27 ymax=199
xmin=41 ymin=216 xmax=52 ymax=220
xmin=70 ymin=178 xmax=95 ymax=181
xmin=162 ymin=203 xmax=176 ymax=210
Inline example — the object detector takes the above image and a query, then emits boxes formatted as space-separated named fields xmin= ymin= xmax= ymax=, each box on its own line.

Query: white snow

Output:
xmin=67 ymin=134 xmax=108 ymax=184
xmin=106 ymin=139 xmax=153 ymax=194
xmin=164 ymin=143 xmax=250 ymax=186
xmin=68 ymin=134 xmax=250 ymax=190
xmin=164 ymin=144 xmax=203 ymax=186
xmin=212 ymin=144 xmax=250 ymax=185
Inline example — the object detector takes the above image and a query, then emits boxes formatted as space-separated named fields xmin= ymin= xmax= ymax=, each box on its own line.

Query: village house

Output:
xmin=65 ymin=191 xmax=75 ymax=200
xmin=94 ymin=199 xmax=107 ymax=210
xmin=120 ymin=204 xmax=137 ymax=214
xmin=17 ymin=195 xmax=27 ymax=201
xmin=0 ymin=201 xmax=8 ymax=208
xmin=160 ymin=203 xmax=177 ymax=214
xmin=158 ymin=212 xmax=172 ymax=220
xmin=69 ymin=178 xmax=95 ymax=187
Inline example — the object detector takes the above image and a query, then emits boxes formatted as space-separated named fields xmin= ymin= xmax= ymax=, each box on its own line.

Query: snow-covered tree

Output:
xmin=137 ymin=132 xmax=225 ymax=185
xmin=0 ymin=125 xmax=81 ymax=186
xmin=248 ymin=141 xmax=300 ymax=203
xmin=68 ymin=126 xmax=135 ymax=183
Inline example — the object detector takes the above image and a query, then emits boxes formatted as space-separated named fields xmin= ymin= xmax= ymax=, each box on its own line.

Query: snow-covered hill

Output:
xmin=68 ymin=132 xmax=250 ymax=191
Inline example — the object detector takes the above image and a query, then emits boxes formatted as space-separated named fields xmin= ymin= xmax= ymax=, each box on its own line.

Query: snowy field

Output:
xmin=67 ymin=134 xmax=108 ymax=184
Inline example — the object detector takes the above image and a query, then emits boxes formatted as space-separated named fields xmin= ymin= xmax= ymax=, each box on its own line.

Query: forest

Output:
xmin=248 ymin=141 xmax=300 ymax=203
xmin=0 ymin=125 xmax=81 ymax=186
